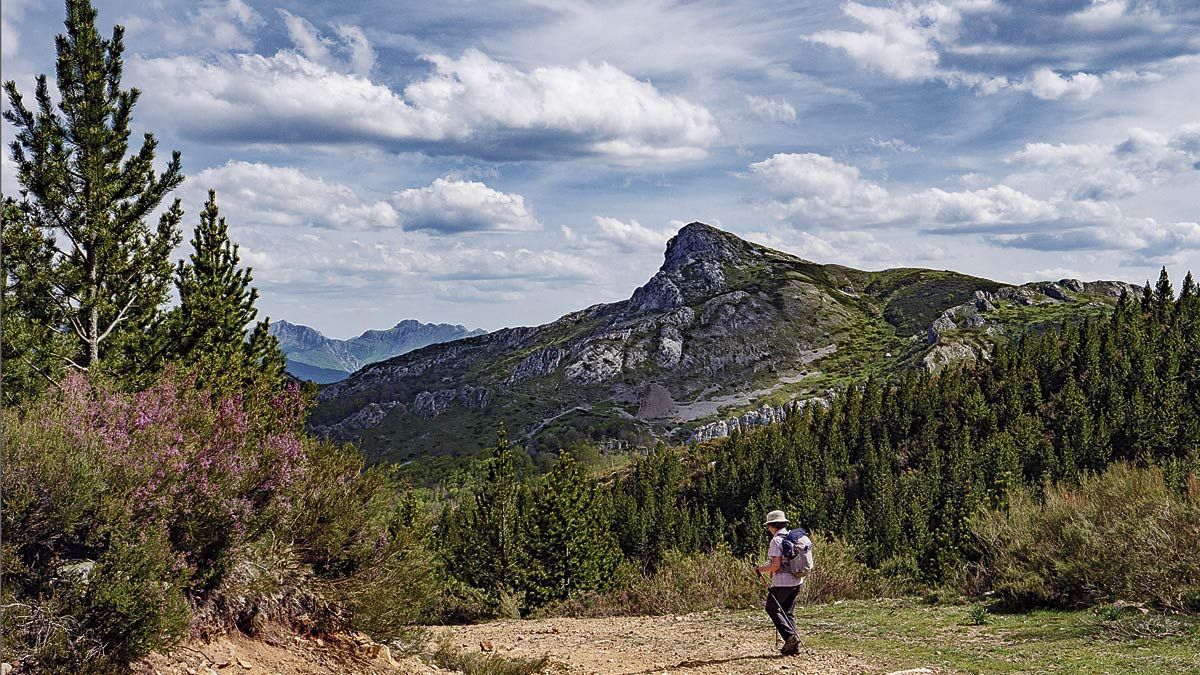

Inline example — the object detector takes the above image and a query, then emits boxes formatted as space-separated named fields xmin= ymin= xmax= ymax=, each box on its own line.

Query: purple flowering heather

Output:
xmin=21 ymin=371 xmax=311 ymax=583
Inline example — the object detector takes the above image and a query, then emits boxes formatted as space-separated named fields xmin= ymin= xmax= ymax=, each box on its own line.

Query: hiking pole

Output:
xmin=753 ymin=562 xmax=783 ymax=649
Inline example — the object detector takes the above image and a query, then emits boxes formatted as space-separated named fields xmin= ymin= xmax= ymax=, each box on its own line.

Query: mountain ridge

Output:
xmin=270 ymin=319 xmax=486 ymax=383
xmin=311 ymin=222 xmax=1140 ymax=464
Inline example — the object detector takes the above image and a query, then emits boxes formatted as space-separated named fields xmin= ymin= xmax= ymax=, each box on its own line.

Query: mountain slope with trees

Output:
xmin=439 ymin=270 xmax=1199 ymax=617
xmin=312 ymin=223 xmax=1139 ymax=466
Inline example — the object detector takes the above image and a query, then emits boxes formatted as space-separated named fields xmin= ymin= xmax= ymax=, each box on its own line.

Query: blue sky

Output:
xmin=3 ymin=0 xmax=1198 ymax=337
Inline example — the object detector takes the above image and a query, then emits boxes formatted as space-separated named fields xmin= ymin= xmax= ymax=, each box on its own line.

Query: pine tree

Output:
xmin=1153 ymin=267 xmax=1175 ymax=323
xmin=463 ymin=424 xmax=524 ymax=596
xmin=859 ymin=437 xmax=901 ymax=566
xmin=167 ymin=190 xmax=284 ymax=388
xmin=1179 ymin=272 xmax=1196 ymax=306
xmin=1140 ymin=281 xmax=1155 ymax=315
xmin=1 ymin=199 xmax=71 ymax=403
xmin=2 ymin=0 xmax=184 ymax=385
xmin=521 ymin=451 xmax=619 ymax=607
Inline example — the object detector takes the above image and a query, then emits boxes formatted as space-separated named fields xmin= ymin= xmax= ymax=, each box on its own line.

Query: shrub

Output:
xmin=1 ymin=371 xmax=444 ymax=668
xmin=72 ymin=530 xmax=191 ymax=667
xmin=4 ymin=371 xmax=309 ymax=588
xmin=542 ymin=536 xmax=879 ymax=618
xmin=802 ymin=537 xmax=874 ymax=603
xmin=284 ymin=441 xmax=443 ymax=637
xmin=431 ymin=636 xmax=551 ymax=675
xmin=191 ymin=537 xmax=341 ymax=639
xmin=965 ymin=605 xmax=989 ymax=626
xmin=0 ymin=528 xmax=189 ymax=673
xmin=972 ymin=463 xmax=1200 ymax=611
xmin=539 ymin=548 xmax=761 ymax=617
xmin=872 ymin=555 xmax=925 ymax=597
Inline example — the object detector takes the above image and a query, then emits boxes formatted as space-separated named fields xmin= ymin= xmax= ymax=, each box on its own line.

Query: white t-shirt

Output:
xmin=768 ymin=529 xmax=809 ymax=587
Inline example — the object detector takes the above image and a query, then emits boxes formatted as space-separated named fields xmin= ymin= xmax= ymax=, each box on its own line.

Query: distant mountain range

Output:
xmin=270 ymin=319 xmax=486 ymax=383
xmin=310 ymin=222 xmax=1140 ymax=465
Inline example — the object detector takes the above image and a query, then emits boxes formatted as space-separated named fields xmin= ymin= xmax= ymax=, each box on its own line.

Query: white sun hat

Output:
xmin=763 ymin=510 xmax=789 ymax=526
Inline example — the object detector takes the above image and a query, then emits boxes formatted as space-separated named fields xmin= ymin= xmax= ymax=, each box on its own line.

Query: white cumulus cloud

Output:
xmin=590 ymin=216 xmax=677 ymax=252
xmin=130 ymin=11 xmax=719 ymax=163
xmin=748 ymin=150 xmax=1200 ymax=263
xmin=189 ymin=162 xmax=540 ymax=235
xmin=1007 ymin=123 xmax=1200 ymax=200
xmin=749 ymin=153 xmax=892 ymax=223
xmin=1022 ymin=68 xmax=1104 ymax=100
xmin=390 ymin=178 xmax=540 ymax=234
xmin=188 ymin=161 xmax=399 ymax=231
xmin=806 ymin=0 xmax=1179 ymax=101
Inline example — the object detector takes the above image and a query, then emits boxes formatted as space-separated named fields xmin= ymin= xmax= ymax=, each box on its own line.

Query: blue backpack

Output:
xmin=777 ymin=528 xmax=815 ymax=575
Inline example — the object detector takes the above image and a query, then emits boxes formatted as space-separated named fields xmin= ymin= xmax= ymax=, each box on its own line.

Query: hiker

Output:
xmin=753 ymin=510 xmax=813 ymax=656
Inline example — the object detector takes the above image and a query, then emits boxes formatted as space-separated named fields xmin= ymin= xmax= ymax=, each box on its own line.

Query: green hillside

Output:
xmin=311 ymin=223 xmax=1138 ymax=470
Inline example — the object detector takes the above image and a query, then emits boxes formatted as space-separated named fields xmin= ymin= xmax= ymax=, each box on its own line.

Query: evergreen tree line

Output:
xmin=2 ymin=0 xmax=282 ymax=405
xmin=441 ymin=425 xmax=622 ymax=613
xmin=447 ymin=273 xmax=1200 ymax=608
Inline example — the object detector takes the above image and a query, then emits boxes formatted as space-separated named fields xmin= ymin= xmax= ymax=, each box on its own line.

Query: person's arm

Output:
xmin=755 ymin=555 xmax=782 ymax=575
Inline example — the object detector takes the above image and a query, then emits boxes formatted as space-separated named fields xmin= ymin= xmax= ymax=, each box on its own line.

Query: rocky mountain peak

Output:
xmin=270 ymin=320 xmax=329 ymax=351
xmin=628 ymin=222 xmax=752 ymax=314
xmin=662 ymin=222 xmax=745 ymax=272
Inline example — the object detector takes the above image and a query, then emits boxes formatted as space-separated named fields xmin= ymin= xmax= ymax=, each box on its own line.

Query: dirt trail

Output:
xmin=435 ymin=611 xmax=885 ymax=674
xmin=137 ymin=611 xmax=932 ymax=675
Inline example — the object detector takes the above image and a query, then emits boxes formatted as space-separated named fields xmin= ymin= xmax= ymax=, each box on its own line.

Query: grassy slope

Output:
xmin=779 ymin=598 xmax=1200 ymax=673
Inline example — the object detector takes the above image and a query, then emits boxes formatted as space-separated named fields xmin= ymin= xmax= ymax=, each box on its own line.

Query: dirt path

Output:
xmin=434 ymin=610 xmax=888 ymax=674
xmin=135 ymin=631 xmax=434 ymax=675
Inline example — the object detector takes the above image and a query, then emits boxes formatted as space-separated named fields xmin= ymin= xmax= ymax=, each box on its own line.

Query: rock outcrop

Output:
xmin=687 ymin=397 xmax=831 ymax=443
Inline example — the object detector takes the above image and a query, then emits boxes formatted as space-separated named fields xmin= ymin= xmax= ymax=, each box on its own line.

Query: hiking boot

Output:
xmin=780 ymin=636 xmax=801 ymax=656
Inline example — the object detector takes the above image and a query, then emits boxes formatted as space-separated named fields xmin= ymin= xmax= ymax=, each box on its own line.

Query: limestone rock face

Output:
xmin=459 ymin=386 xmax=492 ymax=410
xmin=413 ymin=390 xmax=456 ymax=419
xmin=627 ymin=223 xmax=744 ymax=314
xmin=656 ymin=326 xmax=684 ymax=368
xmin=662 ymin=222 xmax=744 ymax=272
xmin=687 ymin=398 xmax=830 ymax=443
xmin=629 ymin=274 xmax=686 ymax=313
xmin=922 ymin=342 xmax=985 ymax=371
xmin=928 ymin=315 xmax=958 ymax=344
xmin=974 ymin=290 xmax=997 ymax=312
xmin=1061 ymin=278 xmax=1085 ymax=293
xmin=1083 ymin=280 xmax=1142 ymax=298
xmin=1042 ymin=283 xmax=1072 ymax=302
xmin=316 ymin=400 xmax=400 ymax=438
xmin=565 ymin=342 xmax=625 ymax=384
xmin=508 ymin=347 xmax=564 ymax=383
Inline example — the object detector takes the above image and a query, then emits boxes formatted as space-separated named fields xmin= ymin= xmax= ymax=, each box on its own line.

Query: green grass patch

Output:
xmin=739 ymin=598 xmax=1200 ymax=673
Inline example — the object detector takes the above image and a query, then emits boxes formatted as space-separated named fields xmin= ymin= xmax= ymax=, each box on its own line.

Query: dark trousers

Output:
xmin=765 ymin=585 xmax=800 ymax=641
